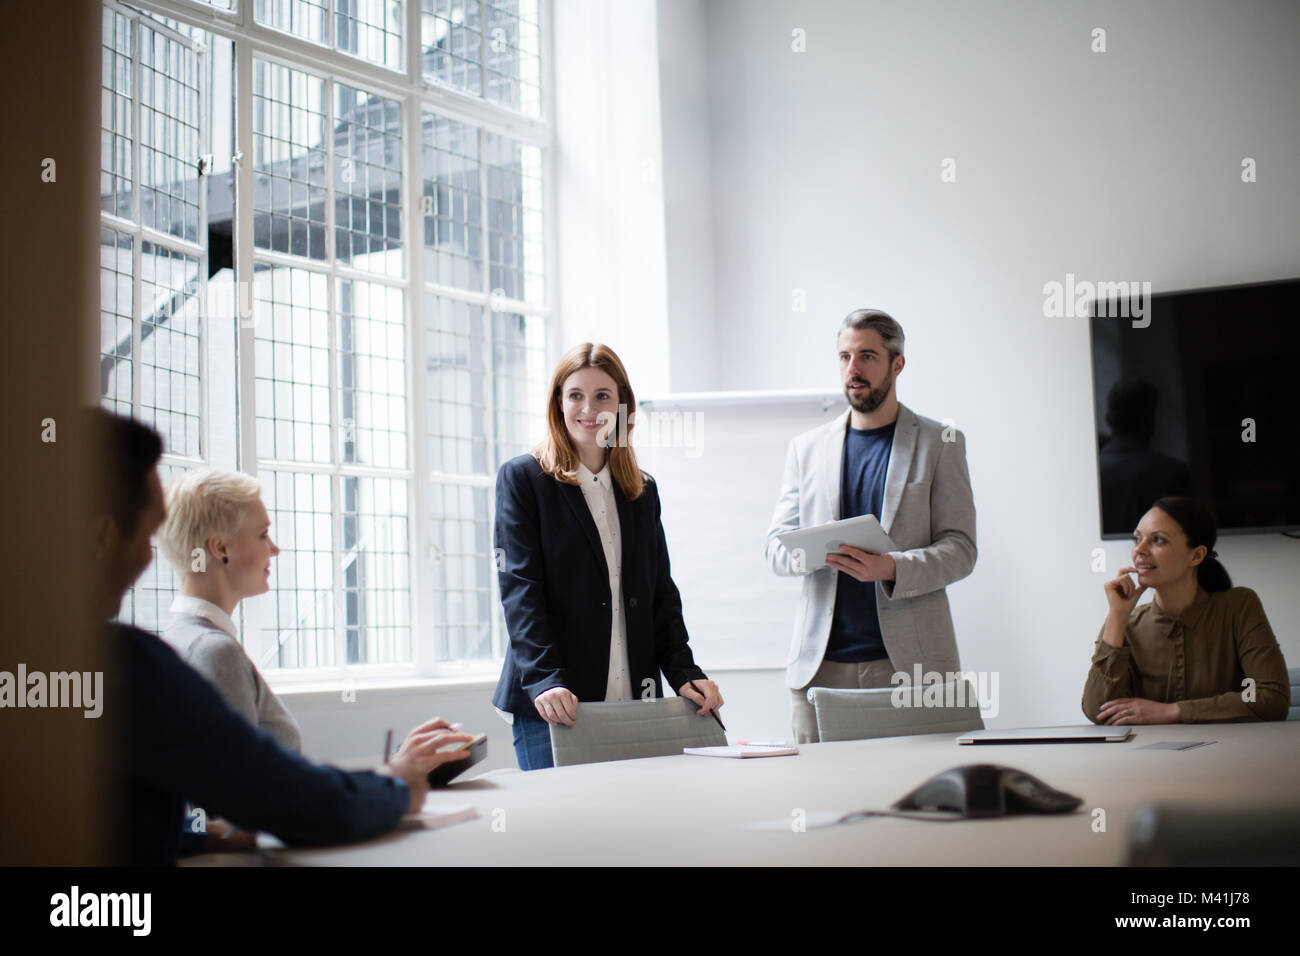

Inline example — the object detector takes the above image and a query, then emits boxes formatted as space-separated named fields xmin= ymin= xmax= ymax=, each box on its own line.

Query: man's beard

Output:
xmin=846 ymin=373 xmax=893 ymax=413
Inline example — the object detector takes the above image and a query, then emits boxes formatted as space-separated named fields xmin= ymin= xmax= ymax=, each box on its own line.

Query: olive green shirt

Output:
xmin=1082 ymin=586 xmax=1290 ymax=723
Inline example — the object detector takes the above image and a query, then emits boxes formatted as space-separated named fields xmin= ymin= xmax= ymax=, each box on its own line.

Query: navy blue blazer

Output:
xmin=109 ymin=623 xmax=409 ymax=865
xmin=491 ymin=453 xmax=708 ymax=715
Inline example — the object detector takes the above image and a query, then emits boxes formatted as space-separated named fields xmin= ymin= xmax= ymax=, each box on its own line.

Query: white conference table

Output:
xmin=220 ymin=722 xmax=1300 ymax=866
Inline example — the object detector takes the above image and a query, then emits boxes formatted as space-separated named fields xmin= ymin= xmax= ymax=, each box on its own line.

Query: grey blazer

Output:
xmin=163 ymin=614 xmax=303 ymax=753
xmin=765 ymin=404 xmax=977 ymax=689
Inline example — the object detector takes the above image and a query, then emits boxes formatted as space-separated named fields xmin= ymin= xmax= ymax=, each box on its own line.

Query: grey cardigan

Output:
xmin=163 ymin=613 xmax=303 ymax=753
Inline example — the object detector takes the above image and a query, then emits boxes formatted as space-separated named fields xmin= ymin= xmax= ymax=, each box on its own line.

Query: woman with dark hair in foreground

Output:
xmin=1083 ymin=496 xmax=1290 ymax=724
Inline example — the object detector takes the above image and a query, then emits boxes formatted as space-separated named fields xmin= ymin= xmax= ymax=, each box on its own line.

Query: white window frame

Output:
xmin=100 ymin=2 xmax=213 ymax=639
xmin=105 ymin=0 xmax=558 ymax=685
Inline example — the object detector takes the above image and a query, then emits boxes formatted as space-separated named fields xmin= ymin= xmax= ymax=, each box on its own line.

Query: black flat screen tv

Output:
xmin=1089 ymin=276 xmax=1300 ymax=538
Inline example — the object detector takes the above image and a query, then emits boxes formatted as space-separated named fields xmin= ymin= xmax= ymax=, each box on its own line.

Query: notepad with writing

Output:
xmin=683 ymin=745 xmax=798 ymax=758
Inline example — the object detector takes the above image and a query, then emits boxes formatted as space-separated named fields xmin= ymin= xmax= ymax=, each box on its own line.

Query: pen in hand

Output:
xmin=383 ymin=728 xmax=392 ymax=765
xmin=689 ymin=680 xmax=726 ymax=732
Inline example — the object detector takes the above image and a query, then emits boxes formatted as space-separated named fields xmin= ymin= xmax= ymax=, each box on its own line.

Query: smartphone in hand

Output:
xmin=427 ymin=733 xmax=488 ymax=786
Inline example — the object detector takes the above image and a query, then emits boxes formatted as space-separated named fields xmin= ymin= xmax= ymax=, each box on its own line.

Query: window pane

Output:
xmin=101 ymin=8 xmax=133 ymax=219
xmin=484 ymin=132 xmax=544 ymax=305
xmin=100 ymin=228 xmax=134 ymax=415
xmin=338 ymin=279 xmax=407 ymax=468
xmin=253 ymin=60 xmax=327 ymax=260
xmin=261 ymin=470 xmax=335 ymax=668
xmin=255 ymin=0 xmax=326 ymax=45
xmin=484 ymin=0 xmax=541 ymax=117
xmin=424 ymin=294 xmax=487 ymax=475
xmin=421 ymin=0 xmax=482 ymax=97
xmin=337 ymin=0 xmax=405 ymax=70
xmin=421 ymin=113 xmax=481 ymax=291
xmin=138 ymin=24 xmax=202 ymax=243
xmin=342 ymin=476 xmax=412 ymax=664
xmin=491 ymin=308 xmax=546 ymax=465
xmin=428 ymin=483 xmax=493 ymax=660
xmin=114 ymin=462 xmax=184 ymax=631
xmin=335 ymin=84 xmax=403 ymax=277
xmin=254 ymin=264 xmax=332 ymax=463
xmin=140 ymin=242 xmax=203 ymax=457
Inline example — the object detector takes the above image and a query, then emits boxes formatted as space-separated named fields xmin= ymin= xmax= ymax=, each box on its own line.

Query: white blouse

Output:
xmin=577 ymin=460 xmax=633 ymax=702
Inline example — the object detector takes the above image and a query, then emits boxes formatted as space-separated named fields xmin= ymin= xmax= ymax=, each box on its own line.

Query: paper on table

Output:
xmin=684 ymin=745 xmax=799 ymax=758
xmin=397 ymin=800 xmax=479 ymax=831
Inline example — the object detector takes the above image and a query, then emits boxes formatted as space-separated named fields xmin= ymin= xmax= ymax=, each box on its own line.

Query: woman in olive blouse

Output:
xmin=1083 ymin=496 xmax=1290 ymax=724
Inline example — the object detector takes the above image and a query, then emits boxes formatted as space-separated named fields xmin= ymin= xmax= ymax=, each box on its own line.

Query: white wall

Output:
xmin=659 ymin=0 xmax=1300 ymax=726
xmin=289 ymin=0 xmax=1300 ymax=763
xmin=552 ymin=0 xmax=675 ymax=396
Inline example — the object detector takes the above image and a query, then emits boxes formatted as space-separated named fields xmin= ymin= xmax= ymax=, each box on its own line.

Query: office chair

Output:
xmin=548 ymin=696 xmax=727 ymax=767
xmin=1288 ymin=667 xmax=1300 ymax=721
xmin=807 ymin=679 xmax=984 ymax=743
xmin=1126 ymin=803 xmax=1300 ymax=865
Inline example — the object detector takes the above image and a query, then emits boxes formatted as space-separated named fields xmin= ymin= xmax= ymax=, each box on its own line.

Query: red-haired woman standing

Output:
xmin=491 ymin=343 xmax=724 ymax=769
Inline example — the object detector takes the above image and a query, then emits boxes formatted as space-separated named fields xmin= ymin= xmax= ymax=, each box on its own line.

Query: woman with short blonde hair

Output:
xmin=158 ymin=466 xmax=300 ymax=752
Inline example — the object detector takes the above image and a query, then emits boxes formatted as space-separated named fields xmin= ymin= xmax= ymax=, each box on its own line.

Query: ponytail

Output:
xmin=1151 ymin=496 xmax=1232 ymax=593
xmin=1197 ymin=555 xmax=1232 ymax=593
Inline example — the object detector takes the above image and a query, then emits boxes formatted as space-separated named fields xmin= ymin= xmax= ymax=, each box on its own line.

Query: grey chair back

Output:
xmin=548 ymin=697 xmax=727 ymax=767
xmin=1288 ymin=667 xmax=1300 ymax=721
xmin=808 ymin=679 xmax=984 ymax=742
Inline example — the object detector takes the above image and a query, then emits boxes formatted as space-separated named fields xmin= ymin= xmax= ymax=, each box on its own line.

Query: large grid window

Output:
xmin=257 ymin=0 xmax=328 ymax=47
xmin=251 ymin=58 xmax=414 ymax=672
xmin=425 ymin=294 xmax=487 ymax=474
xmin=139 ymin=22 xmax=202 ymax=243
xmin=98 ymin=6 xmax=208 ymax=631
xmin=252 ymin=60 xmax=327 ymax=259
xmin=484 ymin=0 xmax=541 ymax=115
xmin=337 ymin=0 xmax=405 ymax=71
xmin=342 ymin=476 xmax=412 ymax=663
xmin=421 ymin=113 xmax=481 ymax=291
xmin=335 ymin=84 xmax=403 ymax=276
xmin=258 ymin=0 xmax=406 ymax=72
xmin=491 ymin=308 xmax=546 ymax=466
xmin=340 ymin=279 xmax=408 ymax=469
xmin=101 ymin=8 xmax=133 ymax=220
xmin=100 ymin=228 xmax=134 ymax=415
xmin=422 ymin=0 xmax=540 ymax=117
xmin=427 ymin=482 xmax=493 ymax=660
xmin=484 ymin=132 xmax=543 ymax=305
xmin=419 ymin=114 xmax=545 ymax=662
xmin=139 ymin=242 xmax=203 ymax=457
xmin=262 ymin=469 xmax=335 ymax=668
xmin=100 ymin=0 xmax=551 ymax=678
xmin=422 ymin=0 xmax=480 ymax=97
xmin=254 ymin=264 xmax=331 ymax=464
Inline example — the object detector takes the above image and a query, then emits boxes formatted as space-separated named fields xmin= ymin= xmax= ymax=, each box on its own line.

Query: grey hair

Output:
xmin=838 ymin=308 xmax=905 ymax=358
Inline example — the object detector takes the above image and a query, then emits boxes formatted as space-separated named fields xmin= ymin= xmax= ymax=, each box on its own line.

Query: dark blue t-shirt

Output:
xmin=825 ymin=420 xmax=896 ymax=662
